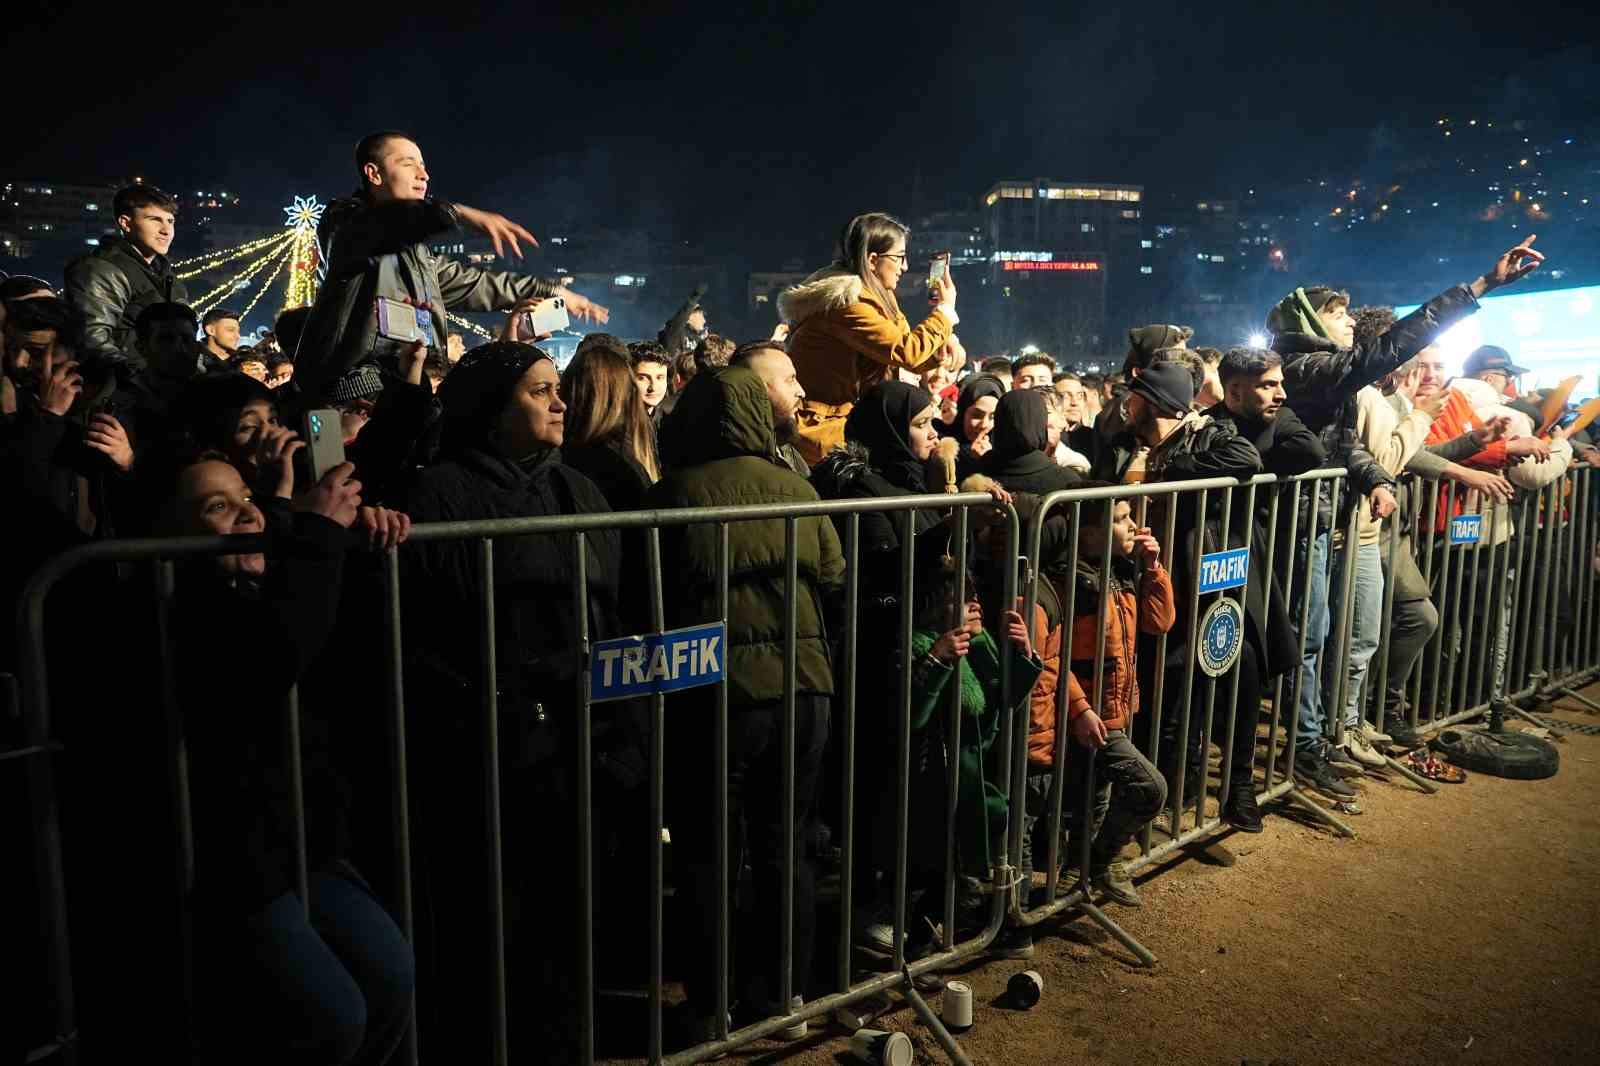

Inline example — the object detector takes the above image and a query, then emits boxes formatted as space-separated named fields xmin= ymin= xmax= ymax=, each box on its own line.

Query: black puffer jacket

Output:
xmin=64 ymin=237 xmax=189 ymax=374
xmin=1271 ymin=283 xmax=1480 ymax=522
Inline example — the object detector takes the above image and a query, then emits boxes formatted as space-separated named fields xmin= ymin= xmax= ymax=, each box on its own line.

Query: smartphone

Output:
xmin=375 ymin=297 xmax=434 ymax=344
xmin=927 ymin=252 xmax=950 ymax=295
xmin=301 ymin=408 xmax=346 ymax=484
xmin=522 ymin=296 xmax=569 ymax=337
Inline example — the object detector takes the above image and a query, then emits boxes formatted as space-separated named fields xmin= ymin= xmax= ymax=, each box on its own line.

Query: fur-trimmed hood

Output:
xmin=778 ymin=267 xmax=864 ymax=325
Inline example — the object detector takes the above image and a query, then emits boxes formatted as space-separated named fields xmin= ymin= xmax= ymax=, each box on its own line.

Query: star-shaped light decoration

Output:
xmin=283 ymin=195 xmax=325 ymax=230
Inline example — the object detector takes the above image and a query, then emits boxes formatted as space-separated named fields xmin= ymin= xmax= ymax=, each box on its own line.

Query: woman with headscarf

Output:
xmin=933 ymin=373 xmax=1006 ymax=489
xmin=981 ymin=386 xmax=1085 ymax=497
xmin=395 ymin=341 xmax=635 ymax=1060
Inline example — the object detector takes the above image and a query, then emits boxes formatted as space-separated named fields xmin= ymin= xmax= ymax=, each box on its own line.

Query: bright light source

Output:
xmin=1248 ymin=332 xmax=1267 ymax=348
xmin=1019 ymin=344 xmax=1040 ymax=355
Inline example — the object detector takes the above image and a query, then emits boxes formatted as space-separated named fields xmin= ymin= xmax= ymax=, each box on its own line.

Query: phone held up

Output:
xmin=521 ymin=296 xmax=570 ymax=339
xmin=298 ymin=408 xmax=346 ymax=486
xmin=375 ymin=297 xmax=434 ymax=345
xmin=927 ymin=252 xmax=951 ymax=299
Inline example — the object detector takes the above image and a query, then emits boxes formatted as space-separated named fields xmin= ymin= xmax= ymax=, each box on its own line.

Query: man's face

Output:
xmin=143 ymin=319 xmax=199 ymax=377
xmin=2 ymin=325 xmax=59 ymax=383
xmin=634 ymin=360 xmax=668 ymax=410
xmin=1317 ymin=299 xmax=1355 ymax=348
xmin=1478 ymin=369 xmax=1513 ymax=397
xmin=447 ymin=334 xmax=466 ymax=363
xmin=1054 ymin=380 xmax=1089 ymax=427
xmin=1226 ymin=366 xmax=1287 ymax=422
xmin=366 ymin=137 xmax=430 ymax=202
xmin=205 ymin=317 xmax=240 ymax=354
xmin=687 ymin=308 xmax=707 ymax=333
xmin=118 ymin=206 xmax=176 ymax=258
xmin=1124 ymin=392 xmax=1165 ymax=444
xmin=747 ymin=349 xmax=806 ymax=441
xmin=1016 ymin=364 xmax=1053 ymax=391
xmin=237 ymin=358 xmax=267 ymax=382
xmin=1082 ymin=501 xmax=1136 ymax=558
xmin=1415 ymin=345 xmax=1449 ymax=401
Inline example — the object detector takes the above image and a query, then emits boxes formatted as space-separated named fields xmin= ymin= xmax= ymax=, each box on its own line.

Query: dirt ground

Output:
xmin=698 ymin=687 xmax=1600 ymax=1066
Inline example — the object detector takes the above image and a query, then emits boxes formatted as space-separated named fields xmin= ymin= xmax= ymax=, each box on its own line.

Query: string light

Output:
xmin=190 ymin=243 xmax=293 ymax=316
xmin=238 ymin=242 xmax=295 ymax=322
xmin=282 ymin=223 xmax=321 ymax=310
xmin=173 ymin=231 xmax=292 ymax=277
xmin=446 ymin=310 xmax=494 ymax=340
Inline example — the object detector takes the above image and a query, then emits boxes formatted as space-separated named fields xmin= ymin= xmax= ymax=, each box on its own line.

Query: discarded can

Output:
xmin=942 ymin=981 xmax=973 ymax=1030
xmin=1008 ymin=969 xmax=1044 ymax=1009
xmin=849 ymin=1027 xmax=914 ymax=1065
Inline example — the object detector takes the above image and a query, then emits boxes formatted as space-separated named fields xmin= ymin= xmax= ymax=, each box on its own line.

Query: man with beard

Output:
xmin=731 ymin=341 xmax=811 ymax=477
xmin=1203 ymin=348 xmax=1338 ymax=815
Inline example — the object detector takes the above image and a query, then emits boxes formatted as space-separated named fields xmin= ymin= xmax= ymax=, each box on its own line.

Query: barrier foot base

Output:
xmin=1282 ymin=785 xmax=1357 ymax=838
xmin=1551 ymin=686 xmax=1600 ymax=716
xmin=1382 ymin=754 xmax=1439 ymax=795
xmin=1077 ymin=900 xmax=1158 ymax=966
xmin=901 ymin=970 xmax=973 ymax=1066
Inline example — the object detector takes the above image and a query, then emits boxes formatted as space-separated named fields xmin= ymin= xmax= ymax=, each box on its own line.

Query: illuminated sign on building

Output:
xmin=1001 ymin=260 xmax=1101 ymax=273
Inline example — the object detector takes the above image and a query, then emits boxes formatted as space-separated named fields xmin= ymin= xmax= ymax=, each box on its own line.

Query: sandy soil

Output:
xmin=660 ymin=687 xmax=1600 ymax=1066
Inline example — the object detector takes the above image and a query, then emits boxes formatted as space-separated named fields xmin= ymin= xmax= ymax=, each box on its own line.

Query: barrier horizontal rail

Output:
xmin=12 ymin=467 xmax=1598 ymax=1065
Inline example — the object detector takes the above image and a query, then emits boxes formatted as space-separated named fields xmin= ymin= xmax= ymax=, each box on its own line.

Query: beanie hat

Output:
xmin=327 ymin=362 xmax=385 ymax=405
xmin=1265 ymin=286 xmax=1349 ymax=338
xmin=1127 ymin=360 xmax=1194 ymax=416
xmin=1124 ymin=324 xmax=1194 ymax=373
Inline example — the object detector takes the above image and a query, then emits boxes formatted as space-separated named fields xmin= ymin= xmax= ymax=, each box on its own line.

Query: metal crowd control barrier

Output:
xmin=13 ymin=468 xmax=1600 ymax=1065
xmin=14 ymin=492 xmax=1018 ymax=1066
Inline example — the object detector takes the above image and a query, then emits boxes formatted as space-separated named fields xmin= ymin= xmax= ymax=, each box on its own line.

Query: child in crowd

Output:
xmin=1052 ymin=490 xmax=1175 ymax=906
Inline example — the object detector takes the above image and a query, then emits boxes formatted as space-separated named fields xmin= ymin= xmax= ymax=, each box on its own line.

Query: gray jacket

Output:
xmin=294 ymin=196 xmax=560 ymax=401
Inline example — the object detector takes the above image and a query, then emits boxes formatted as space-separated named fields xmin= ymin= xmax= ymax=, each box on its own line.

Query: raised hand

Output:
xmin=38 ymin=351 xmax=82 ymax=417
xmin=452 ymin=203 xmax=538 ymax=258
xmin=1473 ymin=234 xmax=1544 ymax=296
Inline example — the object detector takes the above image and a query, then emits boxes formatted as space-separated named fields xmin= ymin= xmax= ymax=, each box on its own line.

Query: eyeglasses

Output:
xmin=874 ymin=252 xmax=908 ymax=264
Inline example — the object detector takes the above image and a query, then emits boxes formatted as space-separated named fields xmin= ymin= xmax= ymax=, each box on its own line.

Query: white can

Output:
xmin=849 ymin=1027 xmax=914 ymax=1066
xmin=942 ymin=980 xmax=973 ymax=1030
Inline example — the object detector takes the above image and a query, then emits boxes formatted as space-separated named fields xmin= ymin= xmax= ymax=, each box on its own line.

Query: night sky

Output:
xmin=14 ymin=2 xmax=1595 ymax=258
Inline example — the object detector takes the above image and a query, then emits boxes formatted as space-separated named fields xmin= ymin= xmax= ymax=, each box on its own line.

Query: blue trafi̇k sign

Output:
xmin=1198 ymin=547 xmax=1250 ymax=593
xmin=590 ymin=622 xmax=727 ymax=702
xmin=1449 ymin=515 xmax=1483 ymax=545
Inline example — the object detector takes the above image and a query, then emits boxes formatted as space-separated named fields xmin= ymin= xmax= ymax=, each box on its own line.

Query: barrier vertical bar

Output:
xmin=382 ymin=550 xmax=419 ymax=1066
xmin=836 ymin=515 xmax=859 ymax=997
xmin=1327 ymin=493 xmax=1360 ymax=750
xmin=780 ymin=519 xmax=799 ymax=1014
xmin=1472 ymin=520 xmax=1504 ymax=710
xmin=1410 ymin=479 xmax=1440 ymax=732
xmin=1371 ymin=496 xmax=1403 ymax=734
xmin=572 ymin=533 xmax=595 ymax=1066
xmin=477 ymin=538 xmax=508 ymax=1066
xmin=892 ymin=520 xmax=915 ymax=974
xmin=283 ymin=685 xmax=309 ymax=914
xmin=1284 ymin=480 xmax=1321 ymax=774
xmin=646 ymin=529 xmax=666 ymax=1065
xmin=944 ymin=507 xmax=969 ymax=956
xmin=1166 ymin=488 xmax=1208 ymax=838
xmin=1192 ymin=485 xmax=1235 ymax=824
xmin=1217 ymin=482 xmax=1257 ymax=805
xmin=1048 ymin=501 xmax=1083 ymax=893
xmin=1450 ymin=497 xmax=1487 ymax=718
xmin=1425 ymin=482 xmax=1458 ymax=728
xmin=1139 ymin=493 xmax=1179 ymax=853
xmin=1264 ymin=481 xmax=1299 ymax=792
xmin=715 ymin=524 xmax=731 ymax=1039
xmin=1509 ymin=486 xmax=1538 ymax=696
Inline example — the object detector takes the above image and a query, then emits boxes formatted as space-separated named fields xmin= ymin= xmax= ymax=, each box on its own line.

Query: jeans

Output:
xmin=198 ymin=869 xmax=416 ymax=1066
xmin=668 ymin=694 xmax=830 ymax=1012
xmin=1292 ymin=531 xmax=1331 ymax=753
xmin=1382 ymin=597 xmax=1439 ymax=725
xmin=1063 ymin=730 xmax=1167 ymax=865
xmin=1326 ymin=542 xmax=1384 ymax=731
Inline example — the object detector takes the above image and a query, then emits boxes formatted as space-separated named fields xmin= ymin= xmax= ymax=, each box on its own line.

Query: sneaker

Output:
xmin=1324 ymin=740 xmax=1364 ymax=776
xmin=1356 ymin=721 xmax=1393 ymax=745
xmin=1339 ymin=732 xmax=1388 ymax=768
xmin=989 ymin=924 xmax=1035 ymax=960
xmin=1221 ymin=788 xmax=1264 ymax=833
xmin=854 ymin=908 xmax=895 ymax=955
xmin=1091 ymin=860 xmax=1142 ymax=907
xmin=1294 ymin=749 xmax=1359 ymax=799
xmin=1384 ymin=716 xmax=1421 ymax=749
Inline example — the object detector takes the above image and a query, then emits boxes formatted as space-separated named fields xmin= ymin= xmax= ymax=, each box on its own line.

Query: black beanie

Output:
xmin=437 ymin=340 xmax=552 ymax=453
xmin=1125 ymin=324 xmax=1194 ymax=373
xmin=1127 ymin=360 xmax=1194 ymax=417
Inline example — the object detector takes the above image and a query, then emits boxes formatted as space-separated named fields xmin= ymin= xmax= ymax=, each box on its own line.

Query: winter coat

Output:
xmin=645 ymin=367 xmax=846 ymax=704
xmin=295 ymin=196 xmax=562 ymax=402
xmin=1062 ymin=557 xmax=1176 ymax=734
xmin=64 ymin=237 xmax=189 ymax=373
xmin=779 ymin=268 xmax=954 ymax=464
xmin=981 ymin=387 xmax=1083 ymax=497
xmin=1270 ymin=283 xmax=1480 ymax=525
xmin=658 ymin=284 xmax=707 ymax=356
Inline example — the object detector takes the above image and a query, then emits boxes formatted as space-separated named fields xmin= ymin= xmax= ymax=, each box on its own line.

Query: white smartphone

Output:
xmin=523 ymin=296 xmax=570 ymax=337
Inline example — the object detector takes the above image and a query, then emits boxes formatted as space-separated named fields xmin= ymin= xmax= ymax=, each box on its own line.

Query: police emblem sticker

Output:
xmin=1198 ymin=598 xmax=1244 ymax=677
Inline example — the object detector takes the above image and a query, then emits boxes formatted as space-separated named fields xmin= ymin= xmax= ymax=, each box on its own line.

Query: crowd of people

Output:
xmin=4 ymin=130 xmax=1588 ymax=1063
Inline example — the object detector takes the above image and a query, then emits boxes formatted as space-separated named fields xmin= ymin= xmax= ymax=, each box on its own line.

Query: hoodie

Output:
xmin=981 ymin=387 xmax=1083 ymax=496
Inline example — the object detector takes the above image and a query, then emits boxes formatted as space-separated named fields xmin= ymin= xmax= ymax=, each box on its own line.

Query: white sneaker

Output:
xmin=1341 ymin=732 xmax=1388 ymax=768
xmin=1356 ymin=721 xmax=1392 ymax=745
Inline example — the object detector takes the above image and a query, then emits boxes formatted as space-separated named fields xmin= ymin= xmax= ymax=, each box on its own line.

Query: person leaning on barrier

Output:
xmin=396 ymin=341 xmax=632 ymax=1060
xmin=1203 ymin=348 xmax=1325 ymax=823
xmin=645 ymin=365 xmax=845 ymax=1035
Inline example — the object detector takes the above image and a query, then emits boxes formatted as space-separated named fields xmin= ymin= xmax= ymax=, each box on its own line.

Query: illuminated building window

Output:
xmin=1121 ymin=209 xmax=1139 ymax=219
xmin=1140 ymin=240 xmax=1153 ymax=248
xmin=1140 ymin=265 xmax=1153 ymax=274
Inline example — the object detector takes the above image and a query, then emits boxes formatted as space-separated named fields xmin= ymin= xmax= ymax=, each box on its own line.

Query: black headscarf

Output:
xmin=953 ymin=374 xmax=1006 ymax=443
xmin=844 ymin=380 xmax=934 ymax=491
xmin=437 ymin=340 xmax=555 ymax=462
xmin=988 ymin=387 xmax=1050 ymax=463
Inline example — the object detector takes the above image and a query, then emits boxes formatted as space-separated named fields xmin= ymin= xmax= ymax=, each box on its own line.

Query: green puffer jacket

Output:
xmin=646 ymin=367 xmax=846 ymax=704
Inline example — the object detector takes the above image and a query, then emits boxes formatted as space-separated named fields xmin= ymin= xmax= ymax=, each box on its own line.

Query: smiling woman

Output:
xmin=780 ymin=212 xmax=959 ymax=464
